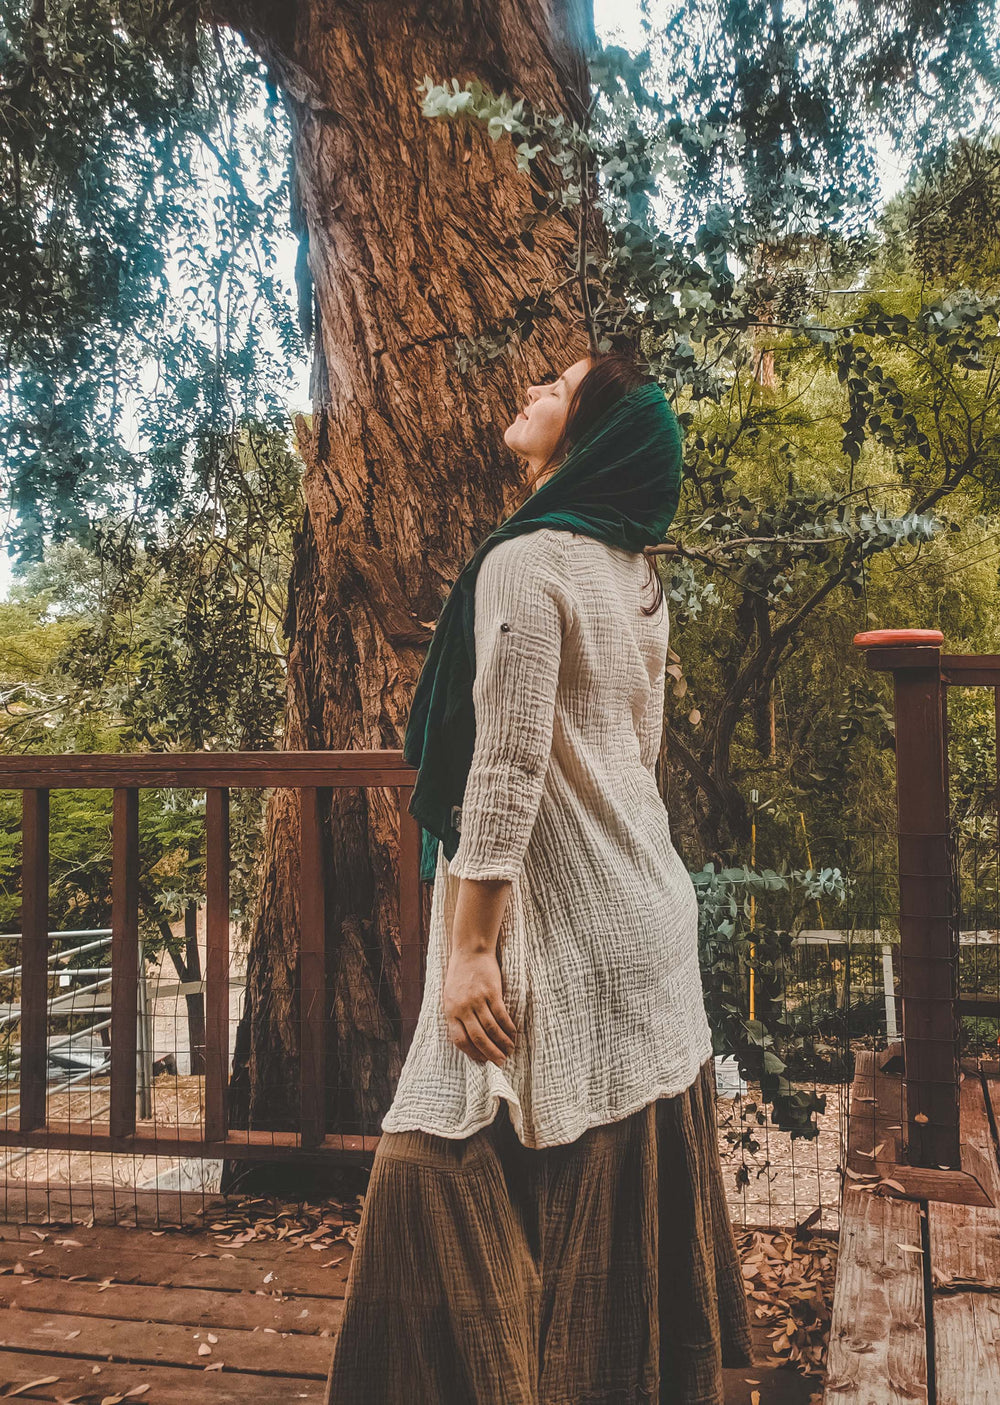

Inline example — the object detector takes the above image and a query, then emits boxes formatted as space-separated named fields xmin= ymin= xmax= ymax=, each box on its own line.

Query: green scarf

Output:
xmin=403 ymin=380 xmax=685 ymax=881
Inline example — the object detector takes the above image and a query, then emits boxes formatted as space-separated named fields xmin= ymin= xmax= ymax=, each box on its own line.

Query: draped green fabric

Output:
xmin=403 ymin=381 xmax=685 ymax=882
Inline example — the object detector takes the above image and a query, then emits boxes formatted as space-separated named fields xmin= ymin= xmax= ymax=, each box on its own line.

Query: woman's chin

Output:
xmin=503 ymin=423 xmax=525 ymax=452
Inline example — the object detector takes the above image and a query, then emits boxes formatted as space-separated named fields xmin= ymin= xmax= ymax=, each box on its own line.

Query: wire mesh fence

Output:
xmin=0 ymin=754 xmax=421 ymax=1231
xmin=712 ymin=827 xmax=898 ymax=1234
xmin=0 ymin=697 xmax=994 ymax=1237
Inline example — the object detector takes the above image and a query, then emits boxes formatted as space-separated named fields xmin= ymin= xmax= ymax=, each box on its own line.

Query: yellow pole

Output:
xmin=749 ymin=809 xmax=757 ymax=1021
xmin=799 ymin=811 xmax=824 ymax=929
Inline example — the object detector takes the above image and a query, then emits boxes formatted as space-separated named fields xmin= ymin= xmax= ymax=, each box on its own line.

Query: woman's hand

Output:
xmin=442 ymin=949 xmax=517 ymax=1068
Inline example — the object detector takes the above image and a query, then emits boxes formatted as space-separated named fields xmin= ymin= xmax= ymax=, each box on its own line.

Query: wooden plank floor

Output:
xmin=929 ymin=1071 xmax=1000 ymax=1405
xmin=0 ymin=1208 xmax=823 ymax=1404
xmin=0 ymin=1219 xmax=346 ymax=1401
xmin=824 ymin=1053 xmax=1000 ymax=1404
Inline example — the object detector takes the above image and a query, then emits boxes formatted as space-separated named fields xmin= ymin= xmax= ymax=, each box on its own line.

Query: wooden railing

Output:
xmin=0 ymin=751 xmax=425 ymax=1162
xmin=855 ymin=630 xmax=1000 ymax=1170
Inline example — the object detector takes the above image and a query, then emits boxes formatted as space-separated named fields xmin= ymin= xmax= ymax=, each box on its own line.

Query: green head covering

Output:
xmin=403 ymin=379 xmax=685 ymax=881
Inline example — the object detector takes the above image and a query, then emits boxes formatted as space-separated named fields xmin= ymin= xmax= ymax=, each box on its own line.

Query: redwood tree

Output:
xmin=217 ymin=0 xmax=605 ymax=1143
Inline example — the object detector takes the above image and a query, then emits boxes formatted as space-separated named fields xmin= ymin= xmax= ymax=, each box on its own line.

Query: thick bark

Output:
xmin=218 ymin=0 xmax=600 ymax=1156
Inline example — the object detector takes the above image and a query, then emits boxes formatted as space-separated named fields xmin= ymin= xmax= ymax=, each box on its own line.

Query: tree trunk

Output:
xmin=157 ymin=907 xmax=206 ymax=1075
xmin=182 ymin=904 xmax=206 ymax=1077
xmin=217 ymin=0 xmax=599 ymax=1170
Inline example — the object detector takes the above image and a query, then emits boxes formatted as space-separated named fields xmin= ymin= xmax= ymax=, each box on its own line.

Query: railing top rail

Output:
xmin=853 ymin=633 xmax=1000 ymax=685
xmin=941 ymin=655 xmax=1000 ymax=685
xmin=0 ymin=750 xmax=418 ymax=789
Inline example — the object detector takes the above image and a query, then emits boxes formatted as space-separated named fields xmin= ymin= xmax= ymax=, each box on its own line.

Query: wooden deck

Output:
xmin=0 ymin=1193 xmax=823 ymax=1405
xmin=824 ymin=1051 xmax=1000 ymax=1404
xmin=0 ymin=1216 xmax=347 ymax=1401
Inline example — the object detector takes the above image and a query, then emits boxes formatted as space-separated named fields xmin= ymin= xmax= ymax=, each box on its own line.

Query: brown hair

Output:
xmin=513 ymin=351 xmax=665 ymax=616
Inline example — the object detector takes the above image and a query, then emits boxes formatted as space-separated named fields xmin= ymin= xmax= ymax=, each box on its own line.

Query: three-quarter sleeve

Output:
xmin=447 ymin=530 xmax=576 ymax=883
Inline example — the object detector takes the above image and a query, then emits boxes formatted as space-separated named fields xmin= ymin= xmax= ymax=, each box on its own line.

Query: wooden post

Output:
xmin=204 ymin=788 xmax=230 ymax=1144
xmin=856 ymin=630 xmax=961 ymax=1169
xmin=19 ymin=789 xmax=49 ymax=1133
xmin=298 ymin=788 xmax=326 ymax=1150
xmin=110 ymin=787 xmax=140 ymax=1140
xmin=397 ymin=789 xmax=425 ymax=1057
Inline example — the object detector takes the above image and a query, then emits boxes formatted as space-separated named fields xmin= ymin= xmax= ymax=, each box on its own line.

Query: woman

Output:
xmin=324 ymin=351 xmax=753 ymax=1403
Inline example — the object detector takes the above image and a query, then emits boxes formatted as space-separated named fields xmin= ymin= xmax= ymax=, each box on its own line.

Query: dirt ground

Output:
xmin=718 ymin=1082 xmax=845 ymax=1234
xmin=0 ymin=1075 xmax=212 ymax=1189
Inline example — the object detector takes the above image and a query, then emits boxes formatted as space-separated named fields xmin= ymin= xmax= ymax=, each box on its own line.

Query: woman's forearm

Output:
xmin=452 ymin=877 xmax=512 ymax=957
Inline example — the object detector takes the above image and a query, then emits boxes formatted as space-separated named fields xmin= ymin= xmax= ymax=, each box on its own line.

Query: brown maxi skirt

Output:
xmin=324 ymin=1056 xmax=753 ymax=1404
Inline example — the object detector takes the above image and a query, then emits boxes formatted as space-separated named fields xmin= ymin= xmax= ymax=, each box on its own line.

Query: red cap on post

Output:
xmin=853 ymin=628 xmax=944 ymax=649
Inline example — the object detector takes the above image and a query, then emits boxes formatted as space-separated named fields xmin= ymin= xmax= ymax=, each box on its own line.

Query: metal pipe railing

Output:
xmin=0 ymin=931 xmax=112 ymax=981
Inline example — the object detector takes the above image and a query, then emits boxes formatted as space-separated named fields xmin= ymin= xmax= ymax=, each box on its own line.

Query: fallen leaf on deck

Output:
xmin=878 ymin=1178 xmax=908 ymax=1194
xmin=2 ymin=1378 xmax=61 ymax=1398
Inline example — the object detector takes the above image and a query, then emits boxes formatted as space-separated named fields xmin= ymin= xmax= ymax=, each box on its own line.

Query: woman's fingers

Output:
xmin=478 ymin=1002 xmax=515 ymax=1057
xmin=447 ymin=1017 xmax=485 ymax=1063
xmin=464 ymin=1009 xmax=509 ymax=1067
xmin=489 ymin=994 xmax=518 ymax=1043
xmin=447 ymin=1011 xmax=509 ymax=1068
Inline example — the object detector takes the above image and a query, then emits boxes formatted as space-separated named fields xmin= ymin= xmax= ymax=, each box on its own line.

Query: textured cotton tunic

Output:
xmin=382 ymin=526 xmax=713 ymax=1149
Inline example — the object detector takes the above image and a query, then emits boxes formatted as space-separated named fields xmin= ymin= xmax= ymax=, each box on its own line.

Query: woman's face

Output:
xmin=503 ymin=357 xmax=592 ymax=473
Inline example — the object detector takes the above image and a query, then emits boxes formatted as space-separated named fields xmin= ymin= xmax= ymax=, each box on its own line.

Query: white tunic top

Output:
xmin=382 ymin=526 xmax=713 ymax=1148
